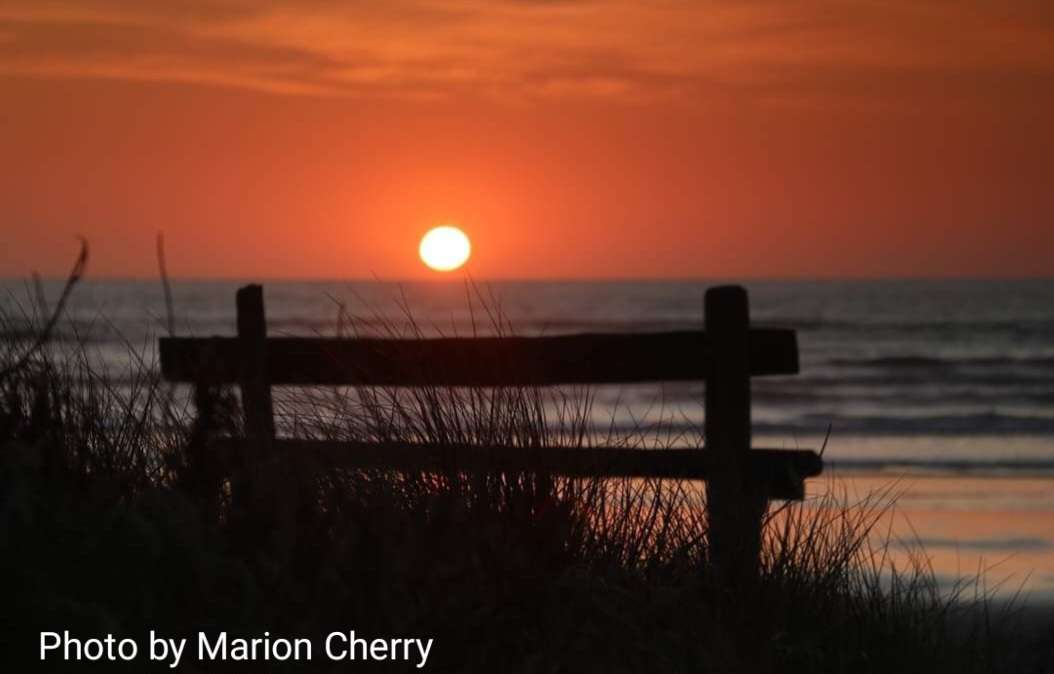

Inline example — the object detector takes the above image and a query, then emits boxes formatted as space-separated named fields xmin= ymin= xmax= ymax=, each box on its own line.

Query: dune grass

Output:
xmin=1 ymin=276 xmax=1050 ymax=672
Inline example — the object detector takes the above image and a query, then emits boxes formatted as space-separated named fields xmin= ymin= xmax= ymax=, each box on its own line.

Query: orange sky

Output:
xmin=1 ymin=1 xmax=1053 ymax=279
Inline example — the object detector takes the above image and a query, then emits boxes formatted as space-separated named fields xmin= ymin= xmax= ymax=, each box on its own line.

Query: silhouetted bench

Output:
xmin=160 ymin=284 xmax=822 ymax=582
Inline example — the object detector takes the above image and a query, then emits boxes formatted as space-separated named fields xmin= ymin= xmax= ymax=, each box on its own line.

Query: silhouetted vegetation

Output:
xmin=1 ymin=269 xmax=1051 ymax=672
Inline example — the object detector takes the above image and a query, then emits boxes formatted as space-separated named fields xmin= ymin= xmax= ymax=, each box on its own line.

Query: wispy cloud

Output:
xmin=1 ymin=0 xmax=1052 ymax=104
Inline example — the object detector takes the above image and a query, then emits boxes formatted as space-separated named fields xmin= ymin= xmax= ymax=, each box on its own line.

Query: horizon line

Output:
xmin=4 ymin=274 xmax=1054 ymax=284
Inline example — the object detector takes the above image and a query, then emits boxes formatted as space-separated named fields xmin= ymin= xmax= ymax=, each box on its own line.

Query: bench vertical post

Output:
xmin=184 ymin=375 xmax=222 ymax=520
xmin=235 ymin=284 xmax=275 ymax=518
xmin=235 ymin=285 xmax=301 ymax=555
xmin=236 ymin=284 xmax=275 ymax=450
xmin=704 ymin=285 xmax=765 ymax=589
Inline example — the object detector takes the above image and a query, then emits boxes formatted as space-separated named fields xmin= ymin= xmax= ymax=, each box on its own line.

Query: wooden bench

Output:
xmin=160 ymin=284 xmax=822 ymax=581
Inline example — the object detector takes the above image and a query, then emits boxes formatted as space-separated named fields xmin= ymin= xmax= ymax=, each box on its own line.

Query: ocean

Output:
xmin=3 ymin=278 xmax=1054 ymax=599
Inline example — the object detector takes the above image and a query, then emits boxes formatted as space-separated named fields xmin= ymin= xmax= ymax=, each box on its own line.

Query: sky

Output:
xmin=1 ymin=0 xmax=1053 ymax=279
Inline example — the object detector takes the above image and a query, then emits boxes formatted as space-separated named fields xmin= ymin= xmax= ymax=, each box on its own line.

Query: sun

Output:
xmin=419 ymin=226 xmax=471 ymax=272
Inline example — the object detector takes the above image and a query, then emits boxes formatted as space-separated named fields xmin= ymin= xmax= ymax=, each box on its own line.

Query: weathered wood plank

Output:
xmin=160 ymin=329 xmax=798 ymax=386
xmin=212 ymin=439 xmax=821 ymax=500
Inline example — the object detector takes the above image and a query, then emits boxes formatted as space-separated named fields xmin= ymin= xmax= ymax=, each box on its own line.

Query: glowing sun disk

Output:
xmin=419 ymin=226 xmax=471 ymax=272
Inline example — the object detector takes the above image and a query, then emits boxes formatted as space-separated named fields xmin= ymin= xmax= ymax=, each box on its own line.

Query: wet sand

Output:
xmin=811 ymin=473 xmax=1054 ymax=605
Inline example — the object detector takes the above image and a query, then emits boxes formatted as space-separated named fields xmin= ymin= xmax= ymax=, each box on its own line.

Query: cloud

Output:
xmin=0 ymin=0 xmax=1052 ymax=105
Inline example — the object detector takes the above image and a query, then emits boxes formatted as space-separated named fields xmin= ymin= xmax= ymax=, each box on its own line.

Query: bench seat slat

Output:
xmin=213 ymin=439 xmax=821 ymax=500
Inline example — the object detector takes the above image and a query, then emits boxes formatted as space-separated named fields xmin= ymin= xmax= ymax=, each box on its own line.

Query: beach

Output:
xmin=4 ymin=277 xmax=1052 ymax=604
